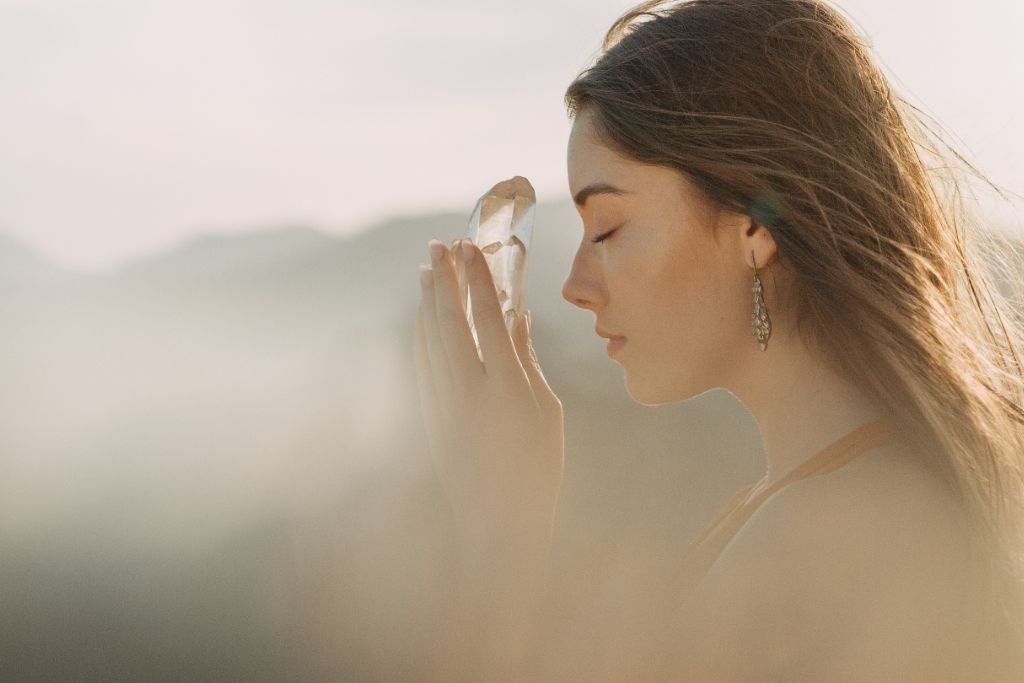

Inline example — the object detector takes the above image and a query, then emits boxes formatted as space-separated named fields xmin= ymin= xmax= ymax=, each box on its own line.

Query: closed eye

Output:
xmin=590 ymin=228 xmax=618 ymax=244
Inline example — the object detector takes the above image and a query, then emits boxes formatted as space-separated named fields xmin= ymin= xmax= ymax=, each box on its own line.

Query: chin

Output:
xmin=623 ymin=370 xmax=711 ymax=407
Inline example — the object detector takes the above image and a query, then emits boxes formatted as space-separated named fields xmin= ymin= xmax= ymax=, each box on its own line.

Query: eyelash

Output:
xmin=590 ymin=228 xmax=618 ymax=244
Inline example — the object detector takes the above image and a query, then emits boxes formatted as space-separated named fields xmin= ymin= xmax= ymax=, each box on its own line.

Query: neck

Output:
xmin=727 ymin=323 xmax=884 ymax=488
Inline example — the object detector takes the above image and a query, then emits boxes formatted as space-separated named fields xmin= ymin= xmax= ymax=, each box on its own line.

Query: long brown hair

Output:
xmin=565 ymin=0 xmax=1024 ymax=650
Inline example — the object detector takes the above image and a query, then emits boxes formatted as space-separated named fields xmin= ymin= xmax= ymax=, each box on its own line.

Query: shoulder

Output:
xmin=759 ymin=442 xmax=972 ymax=587
xmin=667 ymin=443 xmax=975 ymax=679
xmin=756 ymin=442 xmax=974 ymax=611
xmin=754 ymin=442 xmax=969 ymax=569
xmin=751 ymin=444 xmax=979 ymax=674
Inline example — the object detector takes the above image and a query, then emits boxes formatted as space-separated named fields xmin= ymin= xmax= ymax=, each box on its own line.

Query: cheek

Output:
xmin=644 ymin=246 xmax=732 ymax=341
xmin=650 ymin=237 xmax=706 ymax=299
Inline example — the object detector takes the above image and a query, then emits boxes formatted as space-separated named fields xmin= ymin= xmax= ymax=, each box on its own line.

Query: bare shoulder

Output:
xmin=755 ymin=442 xmax=970 ymax=567
xmin=738 ymin=442 xmax=976 ymax=675
xmin=669 ymin=443 xmax=977 ymax=679
xmin=745 ymin=442 xmax=973 ymax=592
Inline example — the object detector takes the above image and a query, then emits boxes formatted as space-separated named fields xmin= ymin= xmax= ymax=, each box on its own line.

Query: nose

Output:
xmin=561 ymin=248 xmax=603 ymax=311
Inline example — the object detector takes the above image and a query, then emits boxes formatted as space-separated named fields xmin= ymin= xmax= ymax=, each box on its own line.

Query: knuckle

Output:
xmin=472 ymin=302 xmax=505 ymax=328
xmin=467 ymin=260 xmax=497 ymax=292
xmin=436 ymin=298 xmax=463 ymax=322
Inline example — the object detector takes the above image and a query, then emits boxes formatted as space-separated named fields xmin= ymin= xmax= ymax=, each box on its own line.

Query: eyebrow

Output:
xmin=573 ymin=182 xmax=629 ymax=208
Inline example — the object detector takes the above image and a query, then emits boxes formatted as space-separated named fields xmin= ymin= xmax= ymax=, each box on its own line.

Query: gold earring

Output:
xmin=751 ymin=250 xmax=771 ymax=351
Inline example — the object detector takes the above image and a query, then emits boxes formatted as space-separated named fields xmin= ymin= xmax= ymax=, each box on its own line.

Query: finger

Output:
xmin=419 ymin=263 xmax=453 ymax=425
xmin=508 ymin=309 xmax=538 ymax=404
xmin=429 ymin=239 xmax=484 ymax=389
xmin=459 ymin=240 xmax=523 ymax=381
xmin=414 ymin=302 xmax=450 ymax=478
xmin=512 ymin=310 xmax=561 ymax=414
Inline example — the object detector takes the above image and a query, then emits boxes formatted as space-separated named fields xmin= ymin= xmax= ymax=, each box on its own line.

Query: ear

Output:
xmin=711 ymin=205 xmax=780 ymax=271
xmin=741 ymin=219 xmax=778 ymax=271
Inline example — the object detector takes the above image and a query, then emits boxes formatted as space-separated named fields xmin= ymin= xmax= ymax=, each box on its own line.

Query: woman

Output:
xmin=414 ymin=0 xmax=1024 ymax=679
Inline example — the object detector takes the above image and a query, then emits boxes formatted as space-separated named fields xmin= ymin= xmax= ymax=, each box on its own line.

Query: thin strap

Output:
xmin=682 ymin=484 xmax=757 ymax=560
xmin=671 ymin=416 xmax=898 ymax=600
xmin=748 ymin=416 xmax=897 ymax=505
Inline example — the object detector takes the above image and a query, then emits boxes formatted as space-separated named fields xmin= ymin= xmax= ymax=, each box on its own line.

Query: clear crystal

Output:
xmin=460 ymin=176 xmax=535 ymax=361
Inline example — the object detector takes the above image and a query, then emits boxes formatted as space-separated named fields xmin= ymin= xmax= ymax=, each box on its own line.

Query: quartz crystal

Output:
xmin=459 ymin=176 xmax=535 ymax=362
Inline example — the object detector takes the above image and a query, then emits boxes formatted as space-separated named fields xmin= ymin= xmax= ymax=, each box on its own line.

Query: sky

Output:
xmin=1 ymin=0 xmax=1022 ymax=273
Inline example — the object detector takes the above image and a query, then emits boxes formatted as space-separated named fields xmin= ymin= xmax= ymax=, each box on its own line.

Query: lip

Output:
xmin=595 ymin=326 xmax=625 ymax=340
xmin=606 ymin=336 xmax=627 ymax=358
xmin=595 ymin=326 xmax=627 ymax=357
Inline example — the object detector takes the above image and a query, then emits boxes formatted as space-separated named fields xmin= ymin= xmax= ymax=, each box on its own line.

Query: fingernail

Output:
xmin=429 ymin=240 xmax=445 ymax=264
xmin=419 ymin=264 xmax=432 ymax=289
xmin=461 ymin=240 xmax=474 ymax=262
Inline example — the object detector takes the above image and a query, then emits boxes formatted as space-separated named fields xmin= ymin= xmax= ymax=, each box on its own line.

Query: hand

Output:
xmin=414 ymin=238 xmax=564 ymax=553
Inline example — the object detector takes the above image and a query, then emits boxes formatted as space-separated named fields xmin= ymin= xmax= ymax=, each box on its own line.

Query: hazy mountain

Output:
xmin=0 ymin=232 xmax=81 ymax=291
xmin=112 ymin=225 xmax=342 ymax=284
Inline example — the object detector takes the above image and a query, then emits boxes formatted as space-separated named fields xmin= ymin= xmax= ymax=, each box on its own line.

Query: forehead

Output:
xmin=567 ymin=108 xmax=633 ymax=192
xmin=567 ymin=108 xmax=698 ymax=212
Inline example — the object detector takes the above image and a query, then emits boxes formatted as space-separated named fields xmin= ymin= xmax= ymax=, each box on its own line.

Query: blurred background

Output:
xmin=1 ymin=0 xmax=1022 ymax=679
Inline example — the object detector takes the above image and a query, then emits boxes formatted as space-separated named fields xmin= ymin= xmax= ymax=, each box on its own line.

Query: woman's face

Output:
xmin=562 ymin=107 xmax=758 ymax=405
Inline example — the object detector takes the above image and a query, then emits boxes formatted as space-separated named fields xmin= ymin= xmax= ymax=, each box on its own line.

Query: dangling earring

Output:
xmin=751 ymin=249 xmax=772 ymax=351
